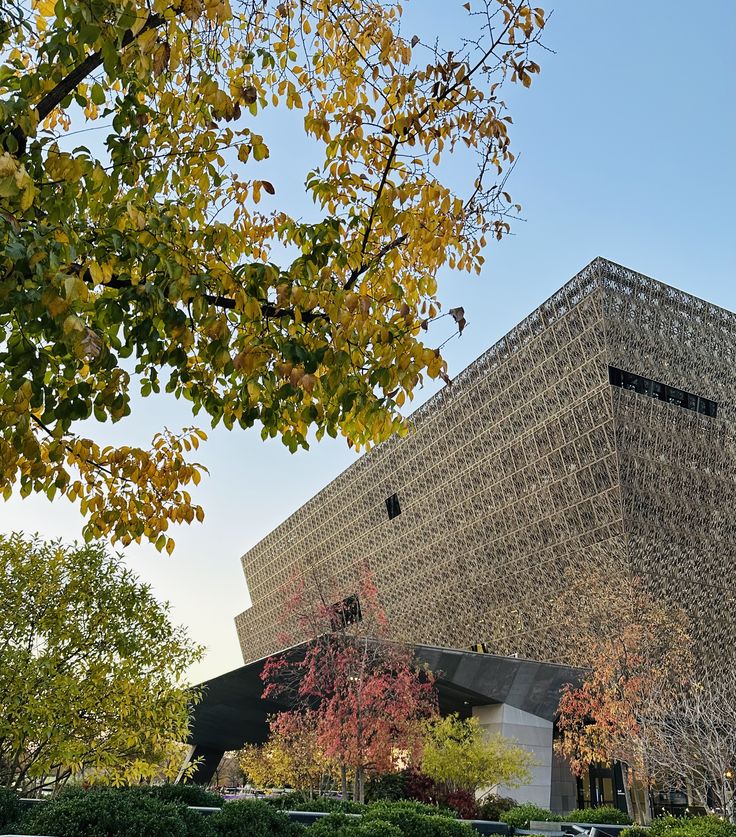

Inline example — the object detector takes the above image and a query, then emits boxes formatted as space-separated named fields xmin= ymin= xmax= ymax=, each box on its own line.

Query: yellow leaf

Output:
xmin=33 ymin=0 xmax=54 ymax=15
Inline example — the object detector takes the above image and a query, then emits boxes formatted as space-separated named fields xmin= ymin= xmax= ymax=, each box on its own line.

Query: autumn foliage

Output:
xmin=260 ymin=567 xmax=437 ymax=801
xmin=0 ymin=0 xmax=546 ymax=549
xmin=555 ymin=579 xmax=692 ymax=824
xmin=0 ymin=533 xmax=201 ymax=793
xmin=238 ymin=709 xmax=335 ymax=794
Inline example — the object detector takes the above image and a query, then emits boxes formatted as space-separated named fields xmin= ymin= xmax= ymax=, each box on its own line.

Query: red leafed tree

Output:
xmin=261 ymin=565 xmax=437 ymax=802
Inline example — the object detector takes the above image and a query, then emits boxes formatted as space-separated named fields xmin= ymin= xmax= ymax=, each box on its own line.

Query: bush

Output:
xmin=294 ymin=798 xmax=366 ymax=815
xmin=363 ymin=801 xmax=473 ymax=837
xmin=477 ymin=795 xmax=516 ymax=822
xmin=307 ymin=812 xmax=402 ymax=837
xmin=500 ymin=803 xmax=562 ymax=829
xmin=367 ymin=800 xmax=458 ymax=819
xmin=0 ymin=787 xmax=20 ymax=830
xmin=444 ymin=790 xmax=478 ymax=820
xmin=365 ymin=773 xmax=408 ymax=803
xmin=564 ymin=805 xmax=632 ymax=825
xmin=403 ymin=770 xmax=437 ymax=805
xmin=646 ymin=815 xmax=736 ymax=837
xmin=207 ymin=799 xmax=304 ymax=837
xmin=125 ymin=784 xmax=224 ymax=808
xmin=621 ymin=828 xmax=649 ymax=837
xmin=19 ymin=787 xmax=209 ymax=837
xmin=264 ymin=792 xmax=311 ymax=808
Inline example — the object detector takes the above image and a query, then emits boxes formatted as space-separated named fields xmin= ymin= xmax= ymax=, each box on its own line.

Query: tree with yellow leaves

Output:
xmin=0 ymin=0 xmax=546 ymax=549
xmin=0 ymin=533 xmax=202 ymax=793
xmin=238 ymin=710 xmax=337 ymax=796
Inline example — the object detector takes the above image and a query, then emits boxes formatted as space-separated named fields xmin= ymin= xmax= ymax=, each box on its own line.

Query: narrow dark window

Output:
xmin=608 ymin=366 xmax=717 ymax=418
xmin=330 ymin=594 xmax=362 ymax=631
xmin=385 ymin=493 xmax=401 ymax=520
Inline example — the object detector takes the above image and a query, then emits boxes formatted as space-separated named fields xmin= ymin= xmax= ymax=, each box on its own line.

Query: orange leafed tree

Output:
xmin=555 ymin=579 xmax=692 ymax=824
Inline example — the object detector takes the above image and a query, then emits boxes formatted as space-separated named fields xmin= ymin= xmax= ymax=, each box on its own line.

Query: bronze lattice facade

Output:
xmin=235 ymin=258 xmax=736 ymax=669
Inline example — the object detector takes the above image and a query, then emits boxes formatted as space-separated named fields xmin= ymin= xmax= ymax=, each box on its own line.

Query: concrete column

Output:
xmin=550 ymin=750 xmax=579 ymax=814
xmin=473 ymin=703 xmax=553 ymax=808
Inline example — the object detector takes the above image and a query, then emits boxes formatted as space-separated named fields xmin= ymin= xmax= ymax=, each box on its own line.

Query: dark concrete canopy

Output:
xmin=189 ymin=643 xmax=583 ymax=754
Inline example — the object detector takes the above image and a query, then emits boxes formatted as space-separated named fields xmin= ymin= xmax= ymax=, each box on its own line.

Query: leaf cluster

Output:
xmin=0 ymin=0 xmax=545 ymax=549
xmin=421 ymin=714 xmax=533 ymax=794
xmin=0 ymin=533 xmax=202 ymax=793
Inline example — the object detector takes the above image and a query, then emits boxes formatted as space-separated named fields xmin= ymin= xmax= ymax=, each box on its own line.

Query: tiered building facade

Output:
xmin=235 ymin=257 xmax=736 ymax=675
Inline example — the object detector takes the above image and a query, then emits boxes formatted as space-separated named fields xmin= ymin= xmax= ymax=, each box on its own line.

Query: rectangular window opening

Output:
xmin=385 ymin=493 xmax=401 ymax=520
xmin=608 ymin=366 xmax=717 ymax=418
xmin=329 ymin=594 xmax=362 ymax=631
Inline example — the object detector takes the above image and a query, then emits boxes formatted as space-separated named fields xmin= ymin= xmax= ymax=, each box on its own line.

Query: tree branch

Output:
xmin=341 ymin=2 xmax=524 ymax=293
xmin=344 ymin=137 xmax=400 ymax=291
xmin=12 ymin=12 xmax=166 ymax=155
xmin=76 ymin=265 xmax=330 ymax=324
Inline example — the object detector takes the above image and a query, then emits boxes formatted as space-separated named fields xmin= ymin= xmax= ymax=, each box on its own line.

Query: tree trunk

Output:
xmin=354 ymin=765 xmax=365 ymax=804
xmin=621 ymin=763 xmax=636 ymax=823
xmin=721 ymin=778 xmax=730 ymax=821
xmin=630 ymin=769 xmax=652 ymax=825
xmin=340 ymin=764 xmax=347 ymax=801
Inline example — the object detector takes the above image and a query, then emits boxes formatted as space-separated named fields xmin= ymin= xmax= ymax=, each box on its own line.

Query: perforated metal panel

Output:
xmin=234 ymin=258 xmax=736 ymax=671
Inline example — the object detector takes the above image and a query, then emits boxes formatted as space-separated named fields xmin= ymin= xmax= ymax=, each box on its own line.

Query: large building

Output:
xmin=190 ymin=258 xmax=736 ymax=808
xmin=234 ymin=257 xmax=736 ymax=672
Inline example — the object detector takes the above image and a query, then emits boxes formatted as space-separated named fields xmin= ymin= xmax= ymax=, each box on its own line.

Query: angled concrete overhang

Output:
xmin=189 ymin=643 xmax=584 ymax=754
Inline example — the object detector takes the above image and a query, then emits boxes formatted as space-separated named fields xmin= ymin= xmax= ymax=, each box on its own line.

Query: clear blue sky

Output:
xmin=3 ymin=0 xmax=735 ymax=682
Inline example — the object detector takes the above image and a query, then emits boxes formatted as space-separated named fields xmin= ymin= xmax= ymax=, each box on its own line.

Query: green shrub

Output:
xmin=363 ymin=801 xmax=473 ymax=837
xmin=621 ymin=828 xmax=649 ymax=837
xmin=294 ymin=798 xmax=366 ymax=814
xmin=207 ymin=799 xmax=304 ymax=837
xmin=19 ymin=787 xmax=209 ymax=837
xmin=0 ymin=787 xmax=20 ymax=830
xmin=123 ymin=784 xmax=224 ymax=808
xmin=365 ymin=773 xmax=408 ymax=803
xmin=500 ymin=803 xmax=562 ymax=829
xmin=355 ymin=822 xmax=403 ymax=837
xmin=477 ymin=795 xmax=516 ymax=822
xmin=564 ymin=805 xmax=632 ymax=825
xmin=307 ymin=812 xmax=402 ymax=837
xmin=647 ymin=815 xmax=736 ymax=836
xmin=264 ymin=791 xmax=311 ymax=809
xmin=367 ymin=800 xmax=459 ymax=819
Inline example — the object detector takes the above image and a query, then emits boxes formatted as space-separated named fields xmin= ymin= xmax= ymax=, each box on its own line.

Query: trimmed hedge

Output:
xmin=264 ymin=792 xmax=312 ymax=809
xmin=139 ymin=784 xmax=224 ymax=808
xmin=643 ymin=816 xmax=736 ymax=836
xmin=362 ymin=801 xmax=473 ymax=837
xmin=207 ymin=799 xmax=304 ymax=837
xmin=102 ymin=784 xmax=223 ymax=808
xmin=0 ymin=787 xmax=21 ymax=831
xmin=563 ymin=805 xmax=631 ymax=825
xmin=367 ymin=800 xmax=459 ymax=819
xmin=18 ymin=787 xmax=209 ymax=837
xmin=308 ymin=812 xmax=402 ymax=837
xmin=501 ymin=801 xmax=631 ymax=828
xmin=500 ymin=803 xmax=562 ymax=829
